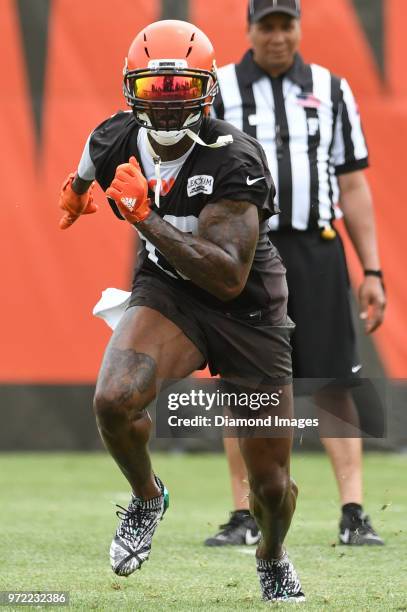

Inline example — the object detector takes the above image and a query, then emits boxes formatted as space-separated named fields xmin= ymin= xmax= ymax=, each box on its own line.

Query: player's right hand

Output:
xmin=59 ymin=173 xmax=97 ymax=230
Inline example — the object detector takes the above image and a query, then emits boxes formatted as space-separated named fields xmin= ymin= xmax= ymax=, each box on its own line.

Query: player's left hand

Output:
xmin=359 ymin=276 xmax=386 ymax=334
xmin=106 ymin=156 xmax=151 ymax=224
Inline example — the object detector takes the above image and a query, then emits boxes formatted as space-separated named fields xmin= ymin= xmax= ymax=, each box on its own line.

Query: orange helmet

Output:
xmin=123 ymin=20 xmax=218 ymax=132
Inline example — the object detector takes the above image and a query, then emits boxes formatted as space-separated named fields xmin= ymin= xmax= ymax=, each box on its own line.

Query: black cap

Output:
xmin=248 ymin=0 xmax=301 ymax=23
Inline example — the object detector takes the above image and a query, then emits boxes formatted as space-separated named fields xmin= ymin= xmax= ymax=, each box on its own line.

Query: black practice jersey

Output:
xmin=79 ymin=111 xmax=285 ymax=313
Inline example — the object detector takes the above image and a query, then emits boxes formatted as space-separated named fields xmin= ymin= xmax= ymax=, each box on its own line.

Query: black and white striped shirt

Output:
xmin=214 ymin=51 xmax=369 ymax=231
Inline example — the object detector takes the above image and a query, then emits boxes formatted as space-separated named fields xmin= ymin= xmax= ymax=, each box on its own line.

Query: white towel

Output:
xmin=92 ymin=288 xmax=131 ymax=330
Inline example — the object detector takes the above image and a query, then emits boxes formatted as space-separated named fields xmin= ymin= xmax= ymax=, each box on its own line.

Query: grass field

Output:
xmin=0 ymin=452 xmax=406 ymax=611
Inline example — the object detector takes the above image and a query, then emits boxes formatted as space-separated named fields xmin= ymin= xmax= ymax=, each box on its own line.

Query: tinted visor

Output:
xmin=133 ymin=75 xmax=206 ymax=102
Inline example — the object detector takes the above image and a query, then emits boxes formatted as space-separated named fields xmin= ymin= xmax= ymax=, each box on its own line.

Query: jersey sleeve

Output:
xmin=77 ymin=112 xmax=134 ymax=189
xmin=331 ymin=78 xmax=369 ymax=175
xmin=211 ymin=141 xmax=277 ymax=217
xmin=77 ymin=134 xmax=96 ymax=181
xmin=77 ymin=115 xmax=122 ymax=182
xmin=76 ymin=112 xmax=135 ymax=221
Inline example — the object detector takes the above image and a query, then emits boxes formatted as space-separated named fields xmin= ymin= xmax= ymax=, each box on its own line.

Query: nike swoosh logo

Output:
xmin=339 ymin=528 xmax=350 ymax=544
xmin=352 ymin=365 xmax=362 ymax=374
xmin=247 ymin=176 xmax=266 ymax=186
xmin=245 ymin=529 xmax=261 ymax=545
xmin=362 ymin=532 xmax=382 ymax=540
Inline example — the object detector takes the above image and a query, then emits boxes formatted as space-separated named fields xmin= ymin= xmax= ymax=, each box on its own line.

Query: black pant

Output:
xmin=269 ymin=230 xmax=358 ymax=379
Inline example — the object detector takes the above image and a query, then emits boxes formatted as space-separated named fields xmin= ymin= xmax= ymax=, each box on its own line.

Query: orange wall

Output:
xmin=387 ymin=0 xmax=407 ymax=95
xmin=0 ymin=0 xmax=405 ymax=381
xmin=0 ymin=0 xmax=159 ymax=382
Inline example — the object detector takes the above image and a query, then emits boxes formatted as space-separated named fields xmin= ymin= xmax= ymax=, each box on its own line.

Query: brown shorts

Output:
xmin=128 ymin=271 xmax=294 ymax=385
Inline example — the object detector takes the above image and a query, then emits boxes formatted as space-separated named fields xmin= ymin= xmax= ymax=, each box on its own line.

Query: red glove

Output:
xmin=106 ymin=156 xmax=151 ymax=224
xmin=59 ymin=173 xmax=97 ymax=230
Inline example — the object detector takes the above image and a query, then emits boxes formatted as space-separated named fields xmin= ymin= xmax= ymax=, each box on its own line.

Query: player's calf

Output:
xmin=93 ymin=345 xmax=160 ymax=499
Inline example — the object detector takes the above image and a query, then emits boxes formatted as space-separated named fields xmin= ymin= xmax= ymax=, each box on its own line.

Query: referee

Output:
xmin=206 ymin=0 xmax=386 ymax=547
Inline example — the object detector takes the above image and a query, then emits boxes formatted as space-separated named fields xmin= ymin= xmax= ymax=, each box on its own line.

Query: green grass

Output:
xmin=0 ymin=452 xmax=406 ymax=611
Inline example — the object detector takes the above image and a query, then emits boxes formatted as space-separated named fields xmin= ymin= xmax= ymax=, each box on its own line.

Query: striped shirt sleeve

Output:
xmin=212 ymin=88 xmax=225 ymax=120
xmin=330 ymin=78 xmax=369 ymax=175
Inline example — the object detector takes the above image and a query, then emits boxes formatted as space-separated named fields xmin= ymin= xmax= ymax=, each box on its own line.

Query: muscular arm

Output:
xmin=339 ymin=170 xmax=386 ymax=333
xmin=137 ymin=200 xmax=259 ymax=301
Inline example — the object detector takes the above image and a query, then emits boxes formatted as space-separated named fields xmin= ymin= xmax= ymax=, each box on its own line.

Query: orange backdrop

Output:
xmin=0 ymin=0 xmax=406 ymax=382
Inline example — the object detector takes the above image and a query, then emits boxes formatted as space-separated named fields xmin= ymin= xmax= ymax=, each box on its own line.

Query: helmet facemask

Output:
xmin=123 ymin=59 xmax=218 ymax=138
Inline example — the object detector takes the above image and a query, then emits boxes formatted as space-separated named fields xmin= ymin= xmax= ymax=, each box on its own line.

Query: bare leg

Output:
xmin=315 ymin=388 xmax=363 ymax=505
xmin=93 ymin=306 xmax=204 ymax=499
xmin=320 ymin=437 xmax=362 ymax=504
xmin=239 ymin=385 xmax=297 ymax=560
xmin=224 ymin=437 xmax=250 ymax=510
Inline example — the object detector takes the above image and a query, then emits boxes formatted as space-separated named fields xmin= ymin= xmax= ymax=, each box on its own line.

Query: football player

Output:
xmin=58 ymin=20 xmax=304 ymax=603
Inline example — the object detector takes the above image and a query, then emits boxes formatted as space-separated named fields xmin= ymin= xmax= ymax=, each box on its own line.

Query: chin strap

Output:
xmin=145 ymin=136 xmax=162 ymax=208
xmin=145 ymin=129 xmax=233 ymax=208
xmin=184 ymin=129 xmax=234 ymax=149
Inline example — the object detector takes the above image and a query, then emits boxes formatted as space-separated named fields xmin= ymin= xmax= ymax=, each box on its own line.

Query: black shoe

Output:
xmin=257 ymin=552 xmax=305 ymax=602
xmin=339 ymin=511 xmax=384 ymax=546
xmin=204 ymin=510 xmax=260 ymax=547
